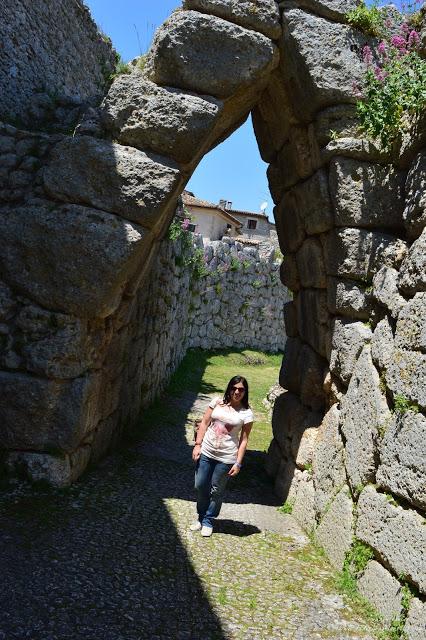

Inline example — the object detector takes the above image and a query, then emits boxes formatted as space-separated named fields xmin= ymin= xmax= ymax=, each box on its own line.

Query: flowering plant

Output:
xmin=351 ymin=2 xmax=426 ymax=150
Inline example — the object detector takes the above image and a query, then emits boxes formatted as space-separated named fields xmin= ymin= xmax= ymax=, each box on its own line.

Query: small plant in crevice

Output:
xmin=277 ymin=500 xmax=294 ymax=515
xmin=393 ymin=394 xmax=419 ymax=414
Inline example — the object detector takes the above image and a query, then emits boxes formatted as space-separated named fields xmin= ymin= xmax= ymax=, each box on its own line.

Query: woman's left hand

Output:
xmin=228 ymin=464 xmax=241 ymax=476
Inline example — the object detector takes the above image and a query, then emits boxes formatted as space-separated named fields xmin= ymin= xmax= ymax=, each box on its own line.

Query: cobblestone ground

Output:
xmin=0 ymin=392 xmax=376 ymax=640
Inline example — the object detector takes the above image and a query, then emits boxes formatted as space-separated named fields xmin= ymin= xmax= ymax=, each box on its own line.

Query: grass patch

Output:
xmin=277 ymin=500 xmax=294 ymax=515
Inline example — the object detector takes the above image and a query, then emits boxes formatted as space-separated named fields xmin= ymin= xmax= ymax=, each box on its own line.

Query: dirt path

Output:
xmin=0 ymin=391 xmax=376 ymax=639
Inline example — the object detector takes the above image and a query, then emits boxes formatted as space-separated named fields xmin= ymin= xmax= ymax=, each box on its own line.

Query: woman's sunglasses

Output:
xmin=231 ymin=386 xmax=245 ymax=393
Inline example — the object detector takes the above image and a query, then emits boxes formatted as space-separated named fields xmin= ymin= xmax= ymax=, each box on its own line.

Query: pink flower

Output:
xmin=408 ymin=30 xmax=420 ymax=49
xmin=181 ymin=218 xmax=190 ymax=230
xmin=374 ymin=65 xmax=386 ymax=82
xmin=378 ymin=41 xmax=387 ymax=56
xmin=362 ymin=45 xmax=373 ymax=65
xmin=400 ymin=23 xmax=410 ymax=34
xmin=391 ymin=34 xmax=407 ymax=52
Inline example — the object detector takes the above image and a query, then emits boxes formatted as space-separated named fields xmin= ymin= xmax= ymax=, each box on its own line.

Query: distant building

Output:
xmin=182 ymin=192 xmax=242 ymax=241
xmin=182 ymin=191 xmax=276 ymax=244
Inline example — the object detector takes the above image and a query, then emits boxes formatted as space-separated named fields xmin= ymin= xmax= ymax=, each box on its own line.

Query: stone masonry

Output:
xmin=0 ymin=1 xmax=425 ymax=634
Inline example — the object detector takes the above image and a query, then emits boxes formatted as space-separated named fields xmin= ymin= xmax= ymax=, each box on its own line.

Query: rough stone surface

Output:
xmin=0 ymin=0 xmax=115 ymax=125
xmin=183 ymin=0 xmax=282 ymax=39
xmin=329 ymin=158 xmax=404 ymax=231
xmin=293 ymin=427 xmax=318 ymax=470
xmin=0 ymin=203 xmax=148 ymax=318
xmin=286 ymin=0 xmax=357 ymax=21
xmin=404 ymin=598 xmax=426 ymax=640
xmin=283 ymin=301 xmax=298 ymax=337
xmin=43 ymin=136 xmax=181 ymax=229
xmin=324 ymin=228 xmax=408 ymax=282
xmin=296 ymin=289 xmax=330 ymax=358
xmin=330 ymin=318 xmax=372 ymax=385
xmin=327 ymin=277 xmax=373 ymax=320
xmin=299 ymin=343 xmax=327 ymax=411
xmin=296 ymin=237 xmax=327 ymax=289
xmin=280 ymin=169 xmax=334 ymax=237
xmin=281 ymin=8 xmax=369 ymax=120
xmin=145 ymin=11 xmax=278 ymax=99
xmin=399 ymin=228 xmax=426 ymax=295
xmin=358 ymin=561 xmax=403 ymax=625
xmin=0 ymin=371 xmax=99 ymax=452
xmin=340 ymin=346 xmax=392 ymax=490
xmin=280 ymin=254 xmax=300 ymax=291
xmin=386 ymin=349 xmax=426 ymax=410
xmin=4 ymin=451 xmax=86 ymax=488
xmin=101 ymin=73 xmax=223 ymax=164
xmin=373 ymin=266 xmax=407 ymax=319
xmin=316 ymin=486 xmax=354 ymax=570
xmin=394 ymin=293 xmax=426 ymax=352
xmin=292 ymin=475 xmax=316 ymax=533
xmin=377 ymin=411 xmax=426 ymax=510
xmin=356 ymin=486 xmax=426 ymax=594
xmin=404 ymin=152 xmax=426 ymax=240
xmin=313 ymin=405 xmax=346 ymax=517
xmin=371 ymin=317 xmax=394 ymax=371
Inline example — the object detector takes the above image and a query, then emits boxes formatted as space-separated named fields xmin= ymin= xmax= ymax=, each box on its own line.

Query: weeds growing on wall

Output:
xmin=349 ymin=1 xmax=426 ymax=150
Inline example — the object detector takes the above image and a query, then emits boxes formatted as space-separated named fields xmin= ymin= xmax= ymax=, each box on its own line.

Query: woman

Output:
xmin=191 ymin=375 xmax=254 ymax=537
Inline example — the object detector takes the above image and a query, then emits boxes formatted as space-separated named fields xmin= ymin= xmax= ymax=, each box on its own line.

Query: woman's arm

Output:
xmin=192 ymin=405 xmax=213 ymax=461
xmin=228 ymin=422 xmax=253 ymax=476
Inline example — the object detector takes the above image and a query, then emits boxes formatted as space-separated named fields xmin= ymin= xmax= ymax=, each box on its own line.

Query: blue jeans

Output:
xmin=195 ymin=454 xmax=233 ymax=529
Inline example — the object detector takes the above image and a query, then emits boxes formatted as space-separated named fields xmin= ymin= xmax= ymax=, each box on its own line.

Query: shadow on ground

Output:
xmin=0 ymin=350 xmax=281 ymax=640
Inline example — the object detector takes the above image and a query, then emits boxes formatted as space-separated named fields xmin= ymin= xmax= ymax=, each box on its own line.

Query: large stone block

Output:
xmin=358 ymin=561 xmax=403 ymax=625
xmin=274 ymin=457 xmax=304 ymax=503
xmin=296 ymin=289 xmax=330 ymax=358
xmin=289 ymin=0 xmax=357 ymax=21
xmin=299 ymin=343 xmax=327 ymax=411
xmin=404 ymin=598 xmax=426 ymax=640
xmin=283 ymin=300 xmax=298 ymax=337
xmin=313 ymin=405 xmax=346 ymax=517
xmin=274 ymin=124 xmax=321 ymax=190
xmin=182 ymin=0 xmax=282 ymax=39
xmin=101 ymin=73 xmax=223 ymax=164
xmin=340 ymin=346 xmax=392 ymax=490
xmin=296 ymin=237 xmax=327 ymax=289
xmin=314 ymin=104 xmax=358 ymax=147
xmin=404 ymin=152 xmax=426 ymax=241
xmin=265 ymin=437 xmax=282 ymax=478
xmin=377 ymin=411 xmax=426 ymax=510
xmin=327 ymin=277 xmax=373 ymax=320
xmin=323 ymin=228 xmax=408 ymax=282
xmin=0 ymin=371 xmax=100 ymax=452
xmin=0 ymin=203 xmax=148 ymax=318
xmin=272 ymin=390 xmax=322 ymax=459
xmin=386 ymin=349 xmax=426 ymax=410
xmin=373 ymin=266 xmax=406 ymax=319
xmin=316 ymin=486 xmax=354 ymax=570
xmin=145 ymin=11 xmax=278 ymax=99
xmin=394 ymin=293 xmax=426 ymax=352
xmin=330 ymin=318 xmax=372 ymax=385
xmin=399 ymin=228 xmax=426 ymax=295
xmin=44 ymin=137 xmax=181 ymax=229
xmin=286 ymin=169 xmax=334 ymax=235
xmin=356 ymin=486 xmax=426 ymax=594
xmin=274 ymin=194 xmax=305 ymax=254
xmin=280 ymin=254 xmax=300 ymax=291
xmin=13 ymin=305 xmax=108 ymax=379
xmin=279 ymin=336 xmax=302 ymax=393
xmin=329 ymin=158 xmax=404 ymax=231
xmin=281 ymin=8 xmax=369 ymax=120
xmin=5 ymin=446 xmax=91 ymax=487
xmin=292 ymin=474 xmax=316 ymax=532
xmin=371 ymin=316 xmax=394 ymax=371
xmin=293 ymin=426 xmax=318 ymax=469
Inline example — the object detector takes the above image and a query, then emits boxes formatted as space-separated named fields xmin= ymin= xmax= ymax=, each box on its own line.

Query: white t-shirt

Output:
xmin=201 ymin=397 xmax=254 ymax=464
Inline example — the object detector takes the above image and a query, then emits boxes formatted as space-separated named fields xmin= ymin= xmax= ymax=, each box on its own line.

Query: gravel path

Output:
xmin=0 ymin=392 xmax=376 ymax=640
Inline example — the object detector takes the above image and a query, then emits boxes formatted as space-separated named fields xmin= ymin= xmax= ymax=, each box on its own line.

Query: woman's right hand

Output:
xmin=192 ymin=443 xmax=201 ymax=461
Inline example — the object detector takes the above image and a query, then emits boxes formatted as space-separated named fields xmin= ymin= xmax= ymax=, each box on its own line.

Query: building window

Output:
xmin=247 ymin=219 xmax=257 ymax=230
xmin=226 ymin=224 xmax=232 ymax=229
xmin=188 ymin=223 xmax=196 ymax=232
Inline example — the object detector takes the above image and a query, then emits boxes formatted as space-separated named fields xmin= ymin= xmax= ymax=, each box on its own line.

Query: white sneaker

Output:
xmin=189 ymin=521 xmax=202 ymax=531
xmin=201 ymin=525 xmax=213 ymax=537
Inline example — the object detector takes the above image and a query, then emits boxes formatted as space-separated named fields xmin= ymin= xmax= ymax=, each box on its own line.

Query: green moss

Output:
xmin=277 ymin=500 xmax=294 ymax=515
xmin=393 ymin=394 xmax=419 ymax=415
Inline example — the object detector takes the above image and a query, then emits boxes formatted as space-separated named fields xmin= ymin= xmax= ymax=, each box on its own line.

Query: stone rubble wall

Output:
xmin=260 ymin=2 xmax=426 ymax=636
xmin=0 ymin=0 xmax=116 ymax=130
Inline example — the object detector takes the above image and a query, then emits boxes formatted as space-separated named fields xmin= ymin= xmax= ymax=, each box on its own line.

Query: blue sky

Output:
xmin=85 ymin=0 xmax=272 ymax=218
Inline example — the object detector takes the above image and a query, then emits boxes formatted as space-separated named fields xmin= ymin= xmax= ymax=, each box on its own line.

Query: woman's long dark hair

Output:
xmin=223 ymin=376 xmax=250 ymax=409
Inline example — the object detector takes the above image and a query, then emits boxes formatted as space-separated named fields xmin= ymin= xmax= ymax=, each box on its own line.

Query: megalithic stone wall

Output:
xmin=0 ymin=0 xmax=281 ymax=485
xmin=255 ymin=2 xmax=426 ymax=637
xmin=0 ymin=0 xmax=425 ymax=632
